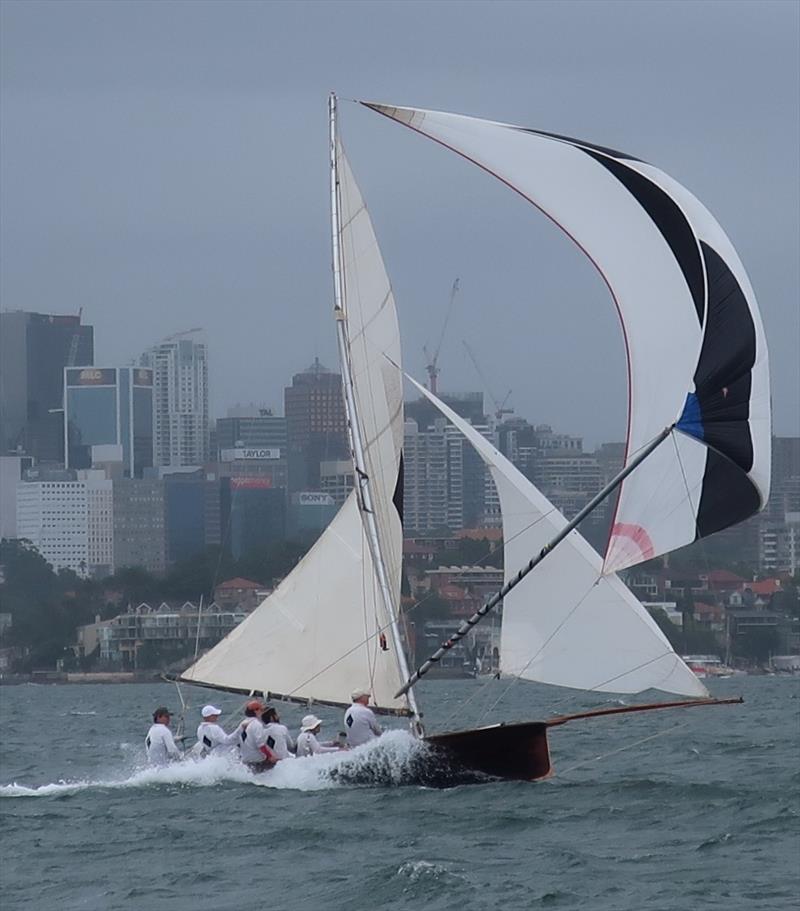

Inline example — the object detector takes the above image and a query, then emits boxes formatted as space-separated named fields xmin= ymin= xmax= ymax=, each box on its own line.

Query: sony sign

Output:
xmin=220 ymin=447 xmax=281 ymax=462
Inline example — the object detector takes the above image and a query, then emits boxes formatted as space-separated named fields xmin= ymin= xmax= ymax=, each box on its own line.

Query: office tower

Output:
xmin=402 ymin=418 xmax=449 ymax=533
xmin=0 ymin=455 xmax=33 ymax=539
xmin=16 ymin=468 xmax=113 ymax=577
xmin=0 ymin=311 xmax=93 ymax=462
xmin=140 ymin=333 xmax=209 ymax=468
xmin=215 ymin=407 xmax=287 ymax=460
xmin=162 ymin=469 xmax=220 ymax=564
xmin=284 ymin=358 xmax=348 ymax=491
xmin=113 ymin=478 xmax=166 ymax=574
xmin=64 ymin=366 xmax=154 ymax=478
xmin=221 ymin=479 xmax=286 ymax=560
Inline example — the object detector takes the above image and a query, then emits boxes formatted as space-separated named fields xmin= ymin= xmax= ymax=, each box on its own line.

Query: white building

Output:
xmin=16 ymin=470 xmax=113 ymax=577
xmin=320 ymin=459 xmax=355 ymax=506
xmin=141 ymin=334 xmax=209 ymax=468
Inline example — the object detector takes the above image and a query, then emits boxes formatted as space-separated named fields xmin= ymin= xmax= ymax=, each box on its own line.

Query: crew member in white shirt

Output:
xmin=145 ymin=707 xmax=181 ymax=766
xmin=261 ymin=706 xmax=296 ymax=760
xmin=344 ymin=688 xmax=382 ymax=748
xmin=239 ymin=702 xmax=276 ymax=770
xmin=296 ymin=715 xmax=341 ymax=757
xmin=194 ymin=704 xmax=241 ymax=756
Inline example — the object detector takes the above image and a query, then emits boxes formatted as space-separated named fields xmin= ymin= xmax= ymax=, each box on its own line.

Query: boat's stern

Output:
xmin=425 ymin=721 xmax=553 ymax=782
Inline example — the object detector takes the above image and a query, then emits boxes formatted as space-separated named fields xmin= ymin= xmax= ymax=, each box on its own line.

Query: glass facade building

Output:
xmin=64 ymin=367 xmax=153 ymax=478
xmin=0 ymin=311 xmax=94 ymax=462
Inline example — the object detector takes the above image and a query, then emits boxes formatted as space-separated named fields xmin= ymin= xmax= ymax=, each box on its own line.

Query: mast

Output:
xmin=328 ymin=94 xmax=423 ymax=732
xmin=395 ymin=424 xmax=673 ymax=697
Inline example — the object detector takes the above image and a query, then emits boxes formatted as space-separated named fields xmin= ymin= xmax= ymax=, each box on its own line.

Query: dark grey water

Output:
xmin=1 ymin=677 xmax=798 ymax=910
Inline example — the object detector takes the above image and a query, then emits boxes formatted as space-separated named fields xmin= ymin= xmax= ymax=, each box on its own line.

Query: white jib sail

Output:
xmin=408 ymin=376 xmax=707 ymax=698
xmin=181 ymin=492 xmax=409 ymax=713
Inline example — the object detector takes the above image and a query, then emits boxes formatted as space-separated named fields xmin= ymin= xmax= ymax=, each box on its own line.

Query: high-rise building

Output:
xmin=16 ymin=468 xmax=113 ymax=577
xmin=0 ymin=311 xmax=93 ymax=462
xmin=113 ymin=478 xmax=166 ymax=575
xmin=162 ymin=469 xmax=220 ymax=564
xmin=0 ymin=455 xmax=33 ymax=539
xmin=284 ymin=358 xmax=348 ymax=491
xmin=320 ymin=459 xmax=355 ymax=506
xmin=221 ymin=479 xmax=286 ymax=560
xmin=64 ymin=367 xmax=154 ymax=478
xmin=402 ymin=403 xmax=495 ymax=534
xmin=141 ymin=334 xmax=209 ymax=468
xmin=215 ymin=407 xmax=287 ymax=459
xmin=402 ymin=418 xmax=449 ymax=533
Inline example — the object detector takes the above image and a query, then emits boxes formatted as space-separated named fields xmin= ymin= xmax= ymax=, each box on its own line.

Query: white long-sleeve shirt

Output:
xmin=296 ymin=731 xmax=339 ymax=757
xmin=195 ymin=721 xmax=240 ymax=755
xmin=239 ymin=717 xmax=270 ymax=764
xmin=344 ymin=703 xmax=382 ymax=747
xmin=145 ymin=723 xmax=181 ymax=765
xmin=263 ymin=722 xmax=295 ymax=760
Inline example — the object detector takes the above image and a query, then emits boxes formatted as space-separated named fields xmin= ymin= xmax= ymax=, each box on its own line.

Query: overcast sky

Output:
xmin=2 ymin=0 xmax=798 ymax=447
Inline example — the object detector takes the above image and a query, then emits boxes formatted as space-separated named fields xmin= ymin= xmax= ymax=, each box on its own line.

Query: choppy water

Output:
xmin=1 ymin=676 xmax=798 ymax=910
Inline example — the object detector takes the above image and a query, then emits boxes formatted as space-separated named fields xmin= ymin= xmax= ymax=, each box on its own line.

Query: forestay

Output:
xmin=180 ymin=492 xmax=409 ymax=713
xmin=363 ymin=103 xmax=771 ymax=574
xmin=408 ymin=376 xmax=707 ymax=698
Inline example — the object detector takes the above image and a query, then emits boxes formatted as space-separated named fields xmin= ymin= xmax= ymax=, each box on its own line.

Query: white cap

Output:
xmin=350 ymin=687 xmax=370 ymax=702
xmin=201 ymin=704 xmax=222 ymax=718
xmin=300 ymin=714 xmax=322 ymax=732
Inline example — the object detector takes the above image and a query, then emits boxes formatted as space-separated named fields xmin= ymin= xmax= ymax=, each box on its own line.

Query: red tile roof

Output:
xmin=215 ymin=577 xmax=262 ymax=590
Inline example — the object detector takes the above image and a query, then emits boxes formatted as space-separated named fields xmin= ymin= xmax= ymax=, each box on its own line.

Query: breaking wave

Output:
xmin=0 ymin=730 xmax=485 ymax=798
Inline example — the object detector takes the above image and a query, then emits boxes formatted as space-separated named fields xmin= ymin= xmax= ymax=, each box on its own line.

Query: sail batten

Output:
xmin=364 ymin=102 xmax=771 ymax=575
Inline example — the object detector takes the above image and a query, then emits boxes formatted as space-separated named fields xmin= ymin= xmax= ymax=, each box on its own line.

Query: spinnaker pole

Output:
xmin=329 ymin=93 xmax=423 ymax=733
xmin=395 ymin=424 xmax=674 ymax=697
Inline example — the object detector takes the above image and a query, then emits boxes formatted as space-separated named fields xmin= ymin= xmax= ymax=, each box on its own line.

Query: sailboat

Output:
xmin=174 ymin=96 xmax=770 ymax=782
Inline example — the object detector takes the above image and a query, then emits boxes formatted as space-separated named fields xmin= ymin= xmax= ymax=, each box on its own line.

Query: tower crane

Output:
xmin=462 ymin=340 xmax=514 ymax=422
xmin=423 ymin=278 xmax=459 ymax=395
xmin=163 ymin=327 xmax=203 ymax=342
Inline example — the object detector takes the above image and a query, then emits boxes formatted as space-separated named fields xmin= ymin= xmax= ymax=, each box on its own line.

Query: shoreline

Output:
xmin=0 ymin=671 xmax=163 ymax=686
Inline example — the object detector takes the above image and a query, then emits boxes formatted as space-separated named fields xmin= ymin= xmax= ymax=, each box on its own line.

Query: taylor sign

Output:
xmin=221 ymin=447 xmax=281 ymax=461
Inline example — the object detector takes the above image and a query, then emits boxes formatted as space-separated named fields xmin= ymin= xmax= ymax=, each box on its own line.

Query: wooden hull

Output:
xmin=425 ymin=721 xmax=553 ymax=782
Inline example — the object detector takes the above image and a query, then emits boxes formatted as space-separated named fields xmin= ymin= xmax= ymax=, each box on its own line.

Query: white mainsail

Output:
xmin=335 ymin=139 xmax=405 ymax=650
xmin=408 ymin=376 xmax=707 ymax=698
xmin=181 ymin=493 xmax=408 ymax=711
xmin=362 ymin=103 xmax=771 ymax=576
xmin=181 ymin=126 xmax=412 ymax=715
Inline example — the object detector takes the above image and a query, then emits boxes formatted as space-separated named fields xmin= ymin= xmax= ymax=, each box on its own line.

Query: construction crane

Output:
xmin=66 ymin=307 xmax=84 ymax=367
xmin=462 ymin=340 xmax=514 ymax=422
xmin=423 ymin=278 xmax=459 ymax=395
xmin=163 ymin=327 xmax=203 ymax=342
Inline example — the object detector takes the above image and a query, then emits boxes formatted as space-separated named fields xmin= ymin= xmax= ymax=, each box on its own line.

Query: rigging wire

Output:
xmin=553 ymin=720 xmax=689 ymax=779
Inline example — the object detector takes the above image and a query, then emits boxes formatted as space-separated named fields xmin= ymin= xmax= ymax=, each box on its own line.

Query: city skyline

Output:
xmin=1 ymin=1 xmax=798 ymax=451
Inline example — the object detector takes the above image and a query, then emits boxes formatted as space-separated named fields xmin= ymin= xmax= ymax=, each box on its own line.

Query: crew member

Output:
xmin=296 ymin=715 xmax=340 ymax=757
xmin=195 ymin=704 xmax=241 ymax=756
xmin=239 ymin=701 xmax=276 ymax=771
xmin=261 ymin=706 xmax=296 ymax=760
xmin=145 ymin=707 xmax=181 ymax=766
xmin=343 ymin=688 xmax=382 ymax=747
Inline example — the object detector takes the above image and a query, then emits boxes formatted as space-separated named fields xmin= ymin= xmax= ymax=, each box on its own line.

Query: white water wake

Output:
xmin=0 ymin=731 xmax=438 ymax=798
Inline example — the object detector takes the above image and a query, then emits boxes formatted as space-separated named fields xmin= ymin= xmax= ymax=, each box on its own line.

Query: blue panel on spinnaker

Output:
xmin=677 ymin=392 xmax=704 ymax=441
